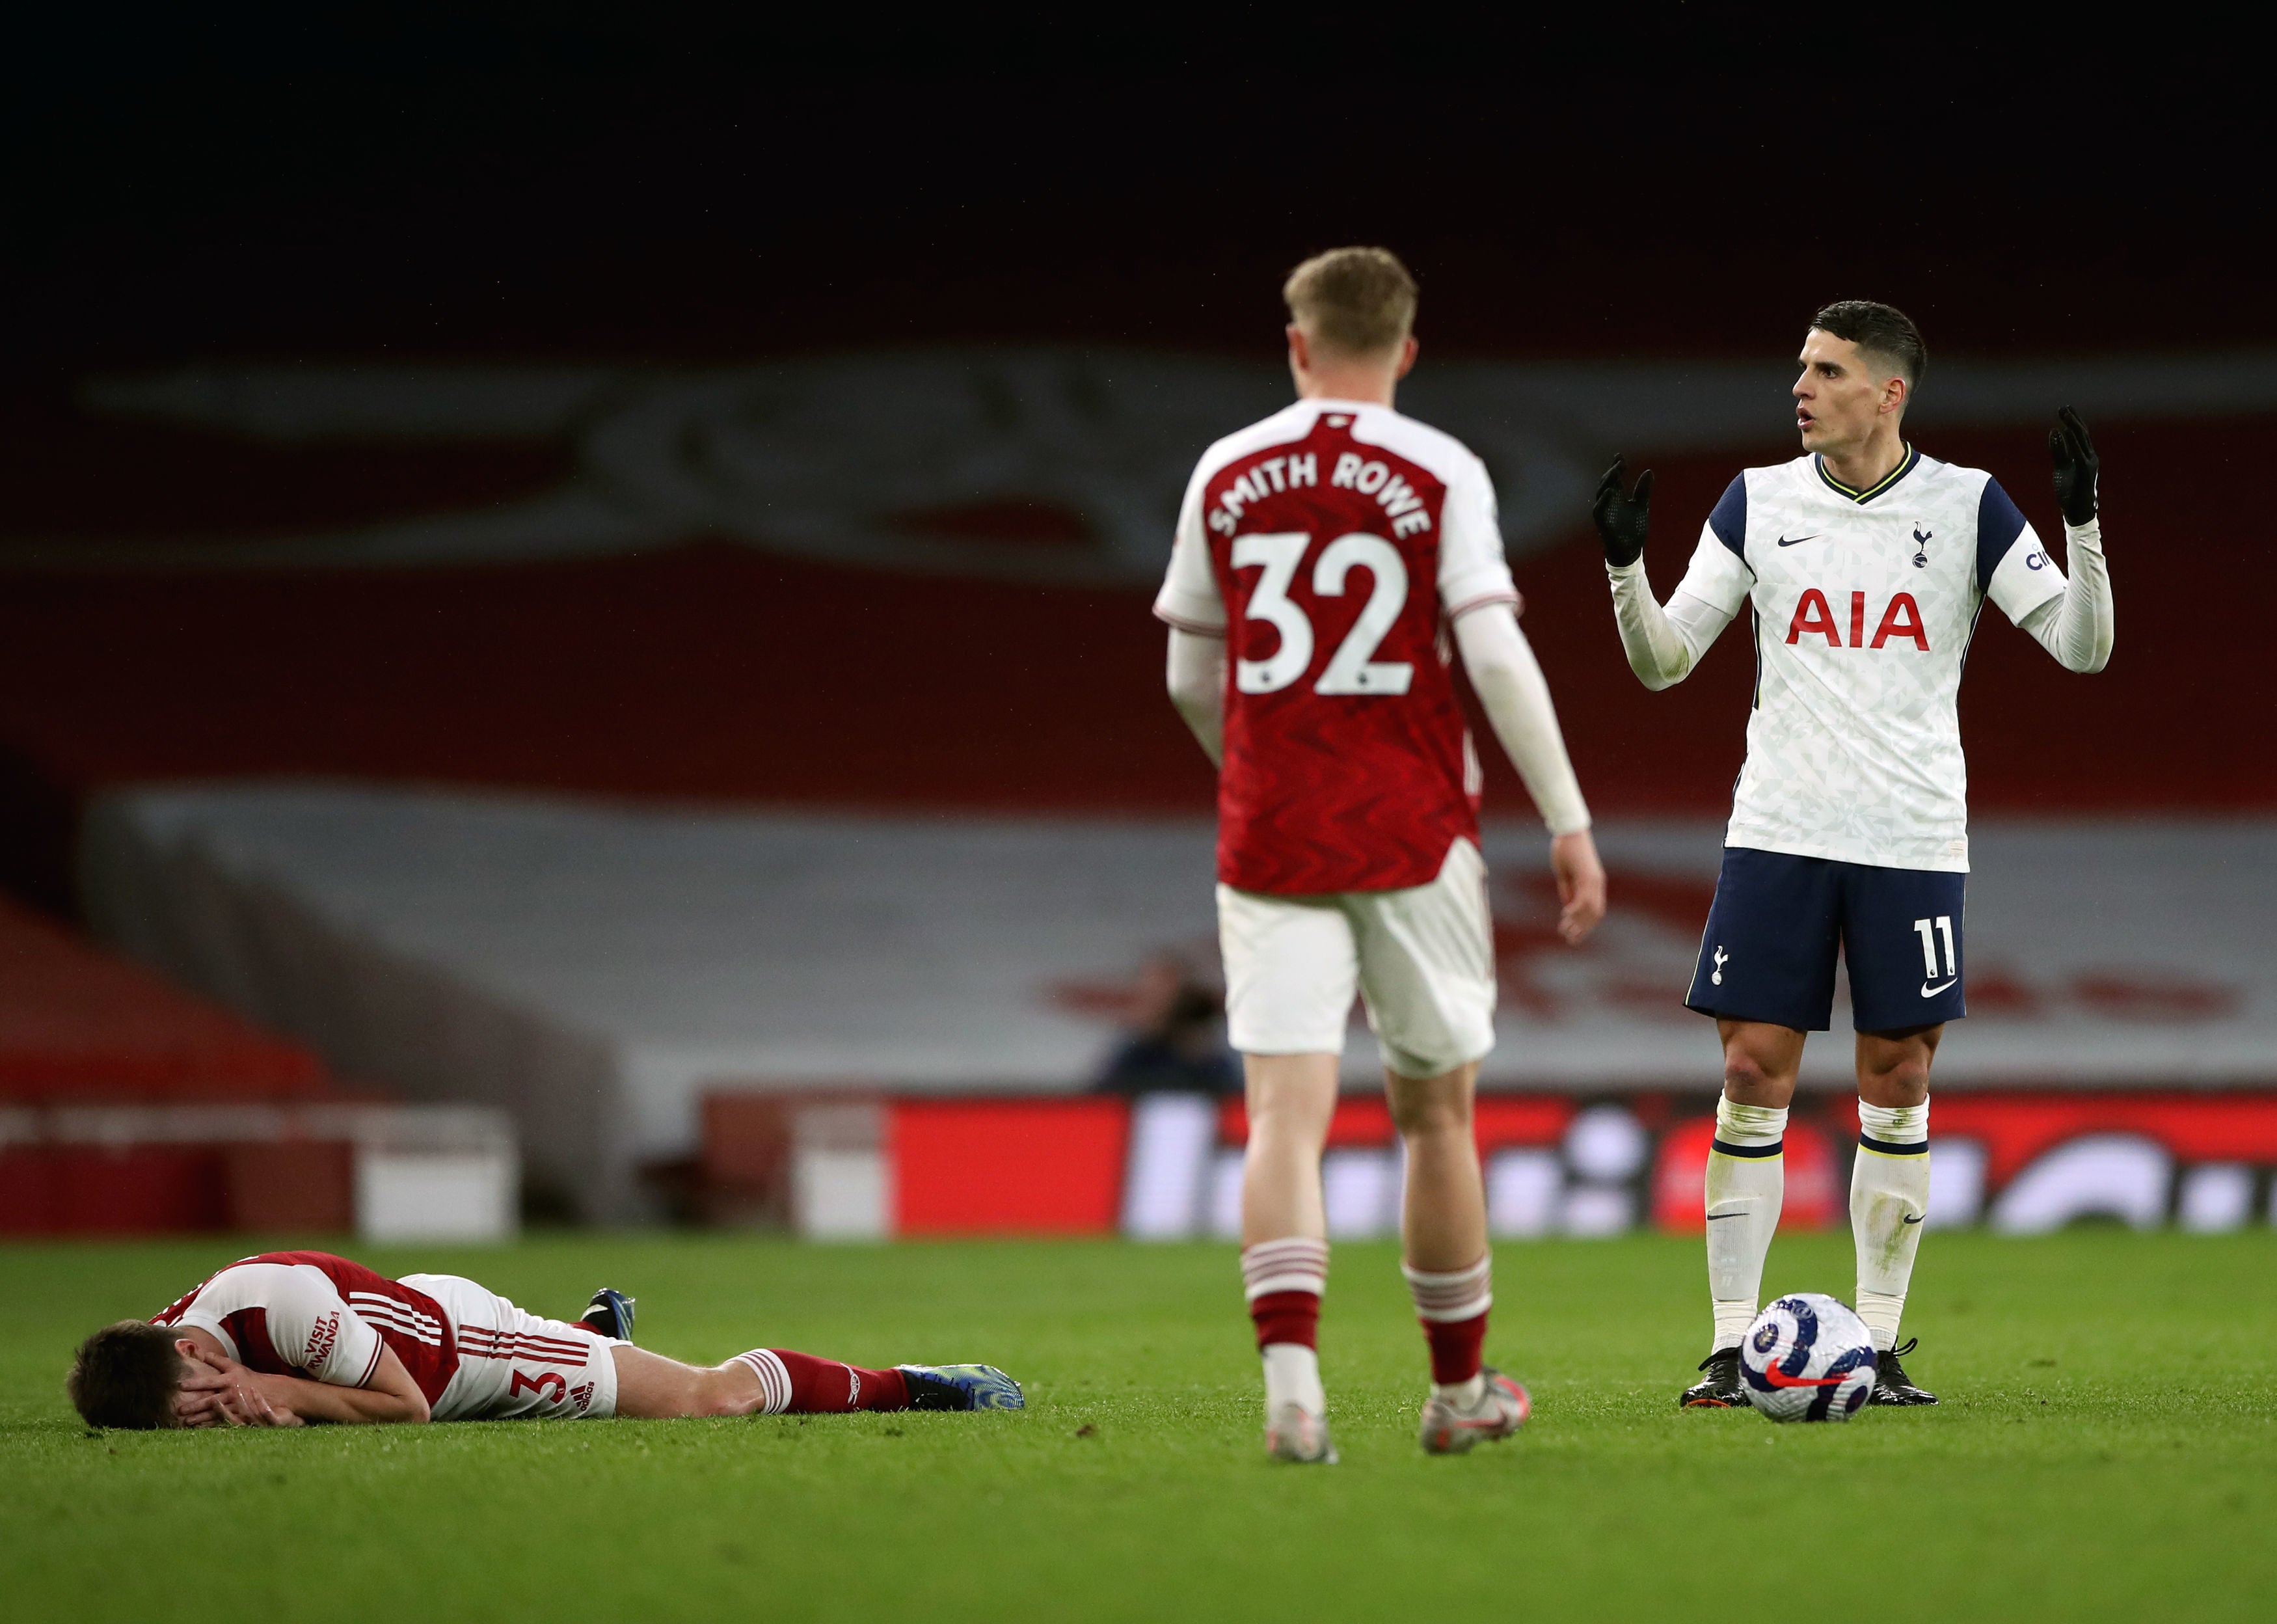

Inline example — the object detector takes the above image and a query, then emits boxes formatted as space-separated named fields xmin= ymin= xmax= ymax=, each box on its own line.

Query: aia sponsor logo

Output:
xmin=305 ymin=1310 xmax=340 ymax=1373
xmin=1786 ymin=589 xmax=1928 ymax=650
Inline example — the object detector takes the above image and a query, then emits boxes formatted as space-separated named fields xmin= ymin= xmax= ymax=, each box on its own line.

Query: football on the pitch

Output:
xmin=1740 ymin=1293 xmax=1877 ymax=1422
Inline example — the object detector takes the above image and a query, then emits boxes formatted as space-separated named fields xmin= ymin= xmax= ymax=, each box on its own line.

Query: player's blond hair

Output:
xmin=1283 ymin=247 xmax=1417 ymax=357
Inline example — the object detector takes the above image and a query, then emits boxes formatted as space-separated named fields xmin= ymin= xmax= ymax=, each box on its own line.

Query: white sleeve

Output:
xmin=1669 ymin=517 xmax=1755 ymax=618
xmin=1165 ymin=626 xmax=1226 ymax=767
xmin=172 ymin=1262 xmax=384 ymax=1388
xmin=2013 ymin=519 xmax=2114 ymax=673
xmin=1152 ymin=461 xmax=1227 ymax=634
xmin=1454 ymin=604 xmax=1590 ymax=835
xmin=1606 ymin=519 xmax=1748 ymax=691
xmin=1438 ymin=455 xmax=1521 ymax=617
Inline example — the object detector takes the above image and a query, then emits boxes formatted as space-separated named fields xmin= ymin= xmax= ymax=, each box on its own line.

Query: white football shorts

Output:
xmin=1217 ymin=837 xmax=1497 ymax=1079
xmin=399 ymin=1273 xmax=622 ymax=1422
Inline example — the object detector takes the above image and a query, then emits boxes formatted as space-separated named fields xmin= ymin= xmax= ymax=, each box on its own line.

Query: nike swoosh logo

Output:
xmin=1757 ymin=1361 xmax=1848 ymax=1389
xmin=1775 ymin=534 xmax=1823 ymax=547
xmin=1902 ymin=1213 xmax=1924 ymax=1225
xmin=1920 ymin=979 xmax=1956 ymax=997
xmin=1706 ymin=1212 xmax=1745 ymax=1221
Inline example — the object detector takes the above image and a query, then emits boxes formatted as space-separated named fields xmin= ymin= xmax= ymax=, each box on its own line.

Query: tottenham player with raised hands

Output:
xmin=1593 ymin=301 xmax=2112 ymax=1408
xmin=1157 ymin=248 xmax=1605 ymax=1462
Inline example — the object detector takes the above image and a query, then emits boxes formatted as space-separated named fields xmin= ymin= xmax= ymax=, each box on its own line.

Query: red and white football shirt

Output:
xmin=154 ymin=1250 xmax=459 ymax=1405
xmin=1154 ymin=399 xmax=1519 ymax=895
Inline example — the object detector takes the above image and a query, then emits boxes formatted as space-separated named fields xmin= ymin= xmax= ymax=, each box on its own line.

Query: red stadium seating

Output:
xmin=0 ymin=894 xmax=327 ymax=1102
xmin=0 ymin=894 xmax=368 ymax=1234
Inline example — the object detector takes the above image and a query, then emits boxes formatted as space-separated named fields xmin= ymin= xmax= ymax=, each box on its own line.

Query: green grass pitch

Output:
xmin=6 ymin=1230 xmax=2273 ymax=1621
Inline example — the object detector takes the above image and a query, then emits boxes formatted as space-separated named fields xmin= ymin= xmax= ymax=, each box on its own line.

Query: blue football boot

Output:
xmin=579 ymin=1288 xmax=637 ymax=1342
xmin=896 ymin=1363 xmax=1025 ymax=1411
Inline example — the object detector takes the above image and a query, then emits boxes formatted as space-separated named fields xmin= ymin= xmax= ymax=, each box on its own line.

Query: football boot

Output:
xmin=579 ymin=1288 xmax=637 ymax=1342
xmin=1418 ymin=1368 xmax=1531 ymax=1455
xmin=1265 ymin=1400 xmax=1338 ymax=1465
xmin=1679 ymin=1347 xmax=1746 ymax=1408
xmin=896 ymin=1363 xmax=1026 ymax=1411
xmin=1868 ymin=1337 xmax=1938 ymax=1405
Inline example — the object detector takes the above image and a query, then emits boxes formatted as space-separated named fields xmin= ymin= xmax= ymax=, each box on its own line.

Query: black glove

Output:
xmin=2049 ymin=405 xmax=2099 ymax=526
xmin=1592 ymin=455 xmax=1655 ymax=568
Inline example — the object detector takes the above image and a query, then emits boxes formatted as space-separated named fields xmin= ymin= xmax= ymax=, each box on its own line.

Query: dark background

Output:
xmin=6 ymin=15 xmax=2268 ymax=375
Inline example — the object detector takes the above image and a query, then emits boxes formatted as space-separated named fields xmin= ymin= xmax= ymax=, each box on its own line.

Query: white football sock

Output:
xmin=1433 ymin=1374 xmax=1487 ymax=1407
xmin=1243 ymin=1239 xmax=1328 ymax=1418
xmin=1853 ymin=1098 xmax=1932 ymax=1350
xmin=1705 ymin=1097 xmax=1787 ymax=1350
xmin=1261 ymin=1343 xmax=1326 ymax=1418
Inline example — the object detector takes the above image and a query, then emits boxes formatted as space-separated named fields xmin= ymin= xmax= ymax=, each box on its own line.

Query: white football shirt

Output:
xmin=1669 ymin=447 xmax=2066 ymax=872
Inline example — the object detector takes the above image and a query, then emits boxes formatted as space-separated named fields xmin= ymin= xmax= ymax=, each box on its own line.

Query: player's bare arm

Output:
xmin=172 ymin=1329 xmax=428 ymax=1427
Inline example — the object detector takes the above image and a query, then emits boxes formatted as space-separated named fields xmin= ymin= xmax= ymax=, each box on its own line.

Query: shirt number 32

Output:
xmin=1232 ymin=532 xmax=1413 ymax=696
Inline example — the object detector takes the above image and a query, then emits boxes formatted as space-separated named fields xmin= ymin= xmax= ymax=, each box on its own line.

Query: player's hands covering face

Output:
xmin=174 ymin=1341 xmax=305 ymax=1428
xmin=1591 ymin=457 xmax=1655 ymax=568
xmin=2049 ymin=406 xmax=2098 ymax=526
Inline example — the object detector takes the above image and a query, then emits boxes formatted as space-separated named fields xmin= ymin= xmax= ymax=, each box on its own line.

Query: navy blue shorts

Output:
xmin=1686 ymin=848 xmax=1966 ymax=1033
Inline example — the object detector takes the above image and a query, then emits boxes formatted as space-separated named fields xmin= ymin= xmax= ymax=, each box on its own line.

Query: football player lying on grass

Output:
xmin=68 ymin=1249 xmax=1023 ymax=1429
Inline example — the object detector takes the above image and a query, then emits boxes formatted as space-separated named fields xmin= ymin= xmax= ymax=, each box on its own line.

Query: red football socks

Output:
xmin=1248 ymin=1290 xmax=1322 ymax=1350
xmin=1242 ymin=1238 xmax=1329 ymax=1350
xmin=1420 ymin=1312 xmax=1489 ymax=1385
xmin=1403 ymin=1255 xmax=1494 ymax=1385
xmin=732 ymin=1349 xmax=910 ymax=1413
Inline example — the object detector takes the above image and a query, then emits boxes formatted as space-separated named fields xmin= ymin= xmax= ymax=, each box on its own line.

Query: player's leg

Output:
xmin=1350 ymin=839 xmax=1528 ymax=1452
xmin=1850 ymin=1025 xmax=1939 ymax=1403
xmin=1219 ymin=882 xmax=1357 ymax=1463
xmin=1841 ymin=863 xmax=1963 ymax=1405
xmin=1681 ymin=850 xmax=1840 ymax=1406
xmin=610 ymin=1345 xmax=1021 ymax=1418
xmin=1240 ymin=1051 xmax=1339 ymax=1459
xmin=1686 ymin=1018 xmax=1807 ymax=1405
xmin=1384 ymin=1059 xmax=1526 ymax=1451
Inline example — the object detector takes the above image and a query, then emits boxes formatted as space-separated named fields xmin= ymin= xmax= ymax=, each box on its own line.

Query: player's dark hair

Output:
xmin=1811 ymin=300 xmax=1926 ymax=388
xmin=68 ymin=1321 xmax=186 ymax=1430
xmin=1284 ymin=247 xmax=1418 ymax=356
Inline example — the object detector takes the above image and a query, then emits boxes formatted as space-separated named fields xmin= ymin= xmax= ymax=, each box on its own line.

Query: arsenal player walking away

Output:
xmin=1155 ymin=247 xmax=1606 ymax=1462
xmin=68 ymin=1250 xmax=1023 ymax=1428
xmin=1593 ymin=301 xmax=2114 ymax=1411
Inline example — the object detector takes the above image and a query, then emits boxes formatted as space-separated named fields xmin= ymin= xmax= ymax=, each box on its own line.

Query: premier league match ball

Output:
xmin=1740 ymin=1293 xmax=1878 ymax=1422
